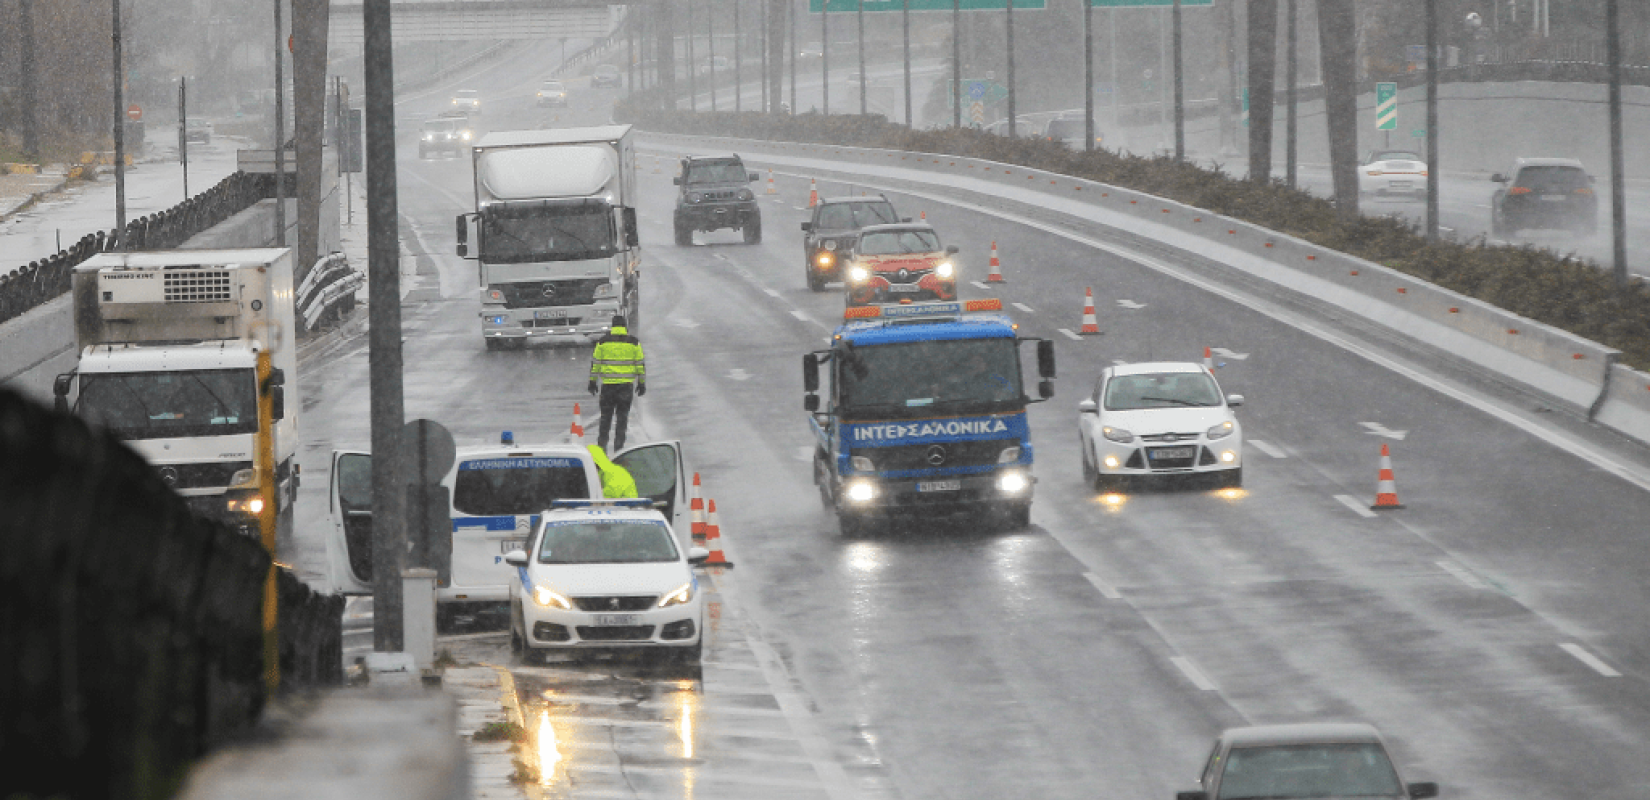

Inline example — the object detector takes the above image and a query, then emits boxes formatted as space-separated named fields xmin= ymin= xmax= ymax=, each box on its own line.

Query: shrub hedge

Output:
xmin=617 ymin=97 xmax=1650 ymax=371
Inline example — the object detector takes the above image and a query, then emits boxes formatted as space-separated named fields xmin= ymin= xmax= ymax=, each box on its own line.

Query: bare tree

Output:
xmin=1246 ymin=0 xmax=1277 ymax=182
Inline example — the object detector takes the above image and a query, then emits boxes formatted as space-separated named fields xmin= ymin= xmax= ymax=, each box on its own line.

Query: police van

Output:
xmin=322 ymin=433 xmax=689 ymax=610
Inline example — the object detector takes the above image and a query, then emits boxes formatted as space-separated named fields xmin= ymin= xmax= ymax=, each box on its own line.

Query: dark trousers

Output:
xmin=597 ymin=382 xmax=635 ymax=451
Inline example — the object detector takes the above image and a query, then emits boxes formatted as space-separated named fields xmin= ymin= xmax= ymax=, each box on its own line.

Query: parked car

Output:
xmin=1491 ymin=157 xmax=1597 ymax=237
xmin=1078 ymin=361 xmax=1243 ymax=491
xmin=1359 ymin=149 xmax=1428 ymax=199
xmin=536 ymin=80 xmax=569 ymax=108
xmin=842 ymin=223 xmax=958 ymax=307
xmin=1175 ymin=723 xmax=1438 ymax=800
xmin=799 ymin=42 xmax=824 ymax=59
xmin=591 ymin=64 xmax=623 ymax=89
xmin=801 ymin=195 xmax=902 ymax=292
xmin=1043 ymin=115 xmax=1102 ymax=150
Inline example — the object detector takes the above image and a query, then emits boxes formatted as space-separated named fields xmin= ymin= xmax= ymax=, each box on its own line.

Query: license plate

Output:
xmin=1389 ymin=181 xmax=1411 ymax=189
xmin=1151 ymin=446 xmax=1196 ymax=459
xmin=1541 ymin=195 xmax=1570 ymax=203
xmin=888 ymin=283 xmax=923 ymax=293
xmin=500 ymin=539 xmax=526 ymax=554
xmin=917 ymin=479 xmax=961 ymax=492
xmin=534 ymin=311 xmax=568 ymax=321
xmin=593 ymin=614 xmax=639 ymax=626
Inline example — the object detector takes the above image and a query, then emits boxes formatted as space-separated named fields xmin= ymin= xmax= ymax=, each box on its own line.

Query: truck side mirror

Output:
xmin=801 ymin=221 xmax=812 ymax=232
xmin=802 ymin=352 xmax=820 ymax=393
xmin=1039 ymin=379 xmax=1054 ymax=400
xmin=265 ymin=367 xmax=285 ymax=389
xmin=455 ymin=214 xmax=468 ymax=257
xmin=272 ymin=386 xmax=285 ymax=421
xmin=52 ymin=373 xmax=73 ymax=414
xmin=804 ymin=394 xmax=820 ymax=412
xmin=673 ymin=176 xmax=683 ymax=185
xmin=623 ymin=207 xmax=639 ymax=248
xmin=1037 ymin=339 xmax=1056 ymax=379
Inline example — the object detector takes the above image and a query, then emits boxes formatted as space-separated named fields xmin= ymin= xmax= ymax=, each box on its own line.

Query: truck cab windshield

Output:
xmin=839 ymin=338 xmax=1022 ymax=417
xmin=77 ymin=369 xmax=258 ymax=439
xmin=480 ymin=206 xmax=615 ymax=263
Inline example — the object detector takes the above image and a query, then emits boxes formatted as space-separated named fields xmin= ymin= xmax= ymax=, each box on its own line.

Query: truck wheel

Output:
xmin=814 ymin=457 xmax=834 ymax=510
xmin=484 ymin=338 xmax=503 ymax=352
xmin=743 ymin=219 xmax=763 ymax=245
xmin=674 ymin=218 xmax=693 ymax=246
xmin=807 ymin=271 xmax=825 ymax=292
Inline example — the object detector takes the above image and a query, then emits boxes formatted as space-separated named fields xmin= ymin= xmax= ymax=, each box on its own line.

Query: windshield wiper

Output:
xmin=1139 ymin=395 xmax=1206 ymax=407
xmin=187 ymin=374 xmax=239 ymax=420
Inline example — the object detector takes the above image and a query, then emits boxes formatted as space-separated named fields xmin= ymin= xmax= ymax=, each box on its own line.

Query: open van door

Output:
xmin=324 ymin=450 xmax=374 ymax=595
xmin=612 ymin=440 xmax=688 ymax=543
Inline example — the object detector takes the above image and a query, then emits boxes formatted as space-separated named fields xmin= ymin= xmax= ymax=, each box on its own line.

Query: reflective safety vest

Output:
xmin=590 ymin=327 xmax=646 ymax=385
xmin=587 ymin=445 xmax=639 ymax=498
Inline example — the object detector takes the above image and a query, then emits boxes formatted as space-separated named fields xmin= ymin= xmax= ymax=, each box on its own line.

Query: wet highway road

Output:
xmin=288 ymin=55 xmax=1650 ymax=800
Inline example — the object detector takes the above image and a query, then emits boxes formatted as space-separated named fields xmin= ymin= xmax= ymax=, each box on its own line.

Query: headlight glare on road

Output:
xmin=935 ymin=261 xmax=955 ymax=278
xmin=1101 ymin=426 xmax=1134 ymax=443
xmin=850 ymin=455 xmax=874 ymax=472
xmin=845 ymin=481 xmax=876 ymax=502
xmin=533 ymin=585 xmax=572 ymax=610
xmin=848 ymin=266 xmax=870 ymax=282
xmin=1206 ymin=420 xmax=1234 ymax=440
xmin=997 ymin=446 xmax=1021 ymax=463
xmin=658 ymin=582 xmax=694 ymax=607
xmin=997 ymin=471 xmax=1030 ymax=493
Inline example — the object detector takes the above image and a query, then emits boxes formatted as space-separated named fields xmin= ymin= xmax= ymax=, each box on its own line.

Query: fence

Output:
xmin=0 ymin=170 xmax=274 ymax=327
xmin=0 ymin=386 xmax=342 ymax=800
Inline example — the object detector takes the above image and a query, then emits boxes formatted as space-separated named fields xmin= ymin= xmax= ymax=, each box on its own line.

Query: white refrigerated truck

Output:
xmin=52 ymin=249 xmax=300 ymax=534
xmin=457 ymin=125 xmax=641 ymax=349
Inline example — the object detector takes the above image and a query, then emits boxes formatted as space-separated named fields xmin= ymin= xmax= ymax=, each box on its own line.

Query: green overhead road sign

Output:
xmin=1376 ymin=82 xmax=1398 ymax=131
xmin=811 ymin=0 xmax=1045 ymax=11
xmin=1090 ymin=0 xmax=1213 ymax=7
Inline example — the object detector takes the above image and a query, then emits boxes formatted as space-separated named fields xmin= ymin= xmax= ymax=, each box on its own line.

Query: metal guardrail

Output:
xmin=296 ymin=251 xmax=365 ymax=332
xmin=0 ymin=171 xmax=272 ymax=326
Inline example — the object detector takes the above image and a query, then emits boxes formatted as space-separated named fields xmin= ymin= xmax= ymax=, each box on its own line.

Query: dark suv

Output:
xmin=673 ymin=155 xmax=762 ymax=245
xmin=800 ymin=196 xmax=900 ymax=292
xmin=1491 ymin=158 xmax=1597 ymax=237
xmin=418 ymin=114 xmax=474 ymax=159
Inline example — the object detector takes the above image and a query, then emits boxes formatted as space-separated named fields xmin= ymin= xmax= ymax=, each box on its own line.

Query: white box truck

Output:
xmin=457 ymin=125 xmax=641 ymax=349
xmin=52 ymin=248 xmax=300 ymax=535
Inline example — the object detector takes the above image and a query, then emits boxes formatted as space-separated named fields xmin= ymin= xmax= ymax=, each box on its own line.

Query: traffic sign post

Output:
xmin=126 ymin=104 xmax=142 ymax=121
xmin=1375 ymin=82 xmax=1397 ymax=131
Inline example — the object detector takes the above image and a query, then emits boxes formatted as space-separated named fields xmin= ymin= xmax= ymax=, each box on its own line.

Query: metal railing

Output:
xmin=296 ymin=251 xmax=365 ymax=332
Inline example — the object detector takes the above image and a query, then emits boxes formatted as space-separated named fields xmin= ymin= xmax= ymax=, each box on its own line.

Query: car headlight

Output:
xmin=850 ymin=455 xmax=874 ymax=471
xmin=737 ymin=189 xmax=755 ymax=200
xmin=592 ymin=282 xmax=616 ymax=298
xmin=848 ymin=266 xmax=870 ymax=282
xmin=537 ymin=92 xmax=543 ymax=97
xmin=1206 ymin=421 xmax=1234 ymax=440
xmin=823 ymin=240 xmax=838 ymax=251
xmin=935 ymin=261 xmax=955 ymax=279
xmin=422 ymin=133 xmax=433 ymax=141
xmin=1101 ymin=426 xmax=1134 ymax=443
xmin=816 ymin=252 xmax=835 ymax=267
xmin=452 ymin=98 xmax=458 ymax=104
xmin=658 ymin=582 xmax=694 ymax=608
xmin=687 ymin=192 xmax=704 ymax=203
xmin=229 ymin=468 xmax=257 ymax=487
xmin=997 ymin=446 xmax=1021 ymax=463
xmin=845 ymin=481 xmax=876 ymax=502
xmin=460 ymin=130 xmax=472 ymax=141
xmin=533 ymin=585 xmax=572 ymax=610
xmin=997 ymin=471 xmax=1030 ymax=493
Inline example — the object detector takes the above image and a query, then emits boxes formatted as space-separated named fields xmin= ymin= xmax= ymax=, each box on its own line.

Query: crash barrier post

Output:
xmin=0 ymin=171 xmax=274 ymax=327
xmin=296 ymin=251 xmax=365 ymax=333
xmin=0 ymin=387 xmax=343 ymax=800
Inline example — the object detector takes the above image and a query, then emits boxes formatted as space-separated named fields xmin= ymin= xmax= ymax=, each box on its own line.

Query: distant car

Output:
xmin=1359 ymin=149 xmax=1427 ymax=199
xmin=536 ymin=80 xmax=569 ymax=108
xmin=842 ymin=223 xmax=958 ymax=307
xmin=1491 ymin=157 xmax=1597 ymax=237
xmin=799 ymin=42 xmax=824 ymax=59
xmin=1078 ymin=361 xmax=1243 ymax=491
xmin=1175 ymin=723 xmax=1438 ymax=800
xmin=591 ymin=64 xmax=622 ymax=89
xmin=506 ymin=499 xmax=709 ymax=664
xmin=418 ymin=116 xmax=473 ymax=159
xmin=1043 ymin=115 xmax=1101 ymax=150
xmin=184 ymin=118 xmax=213 ymax=145
xmin=451 ymin=88 xmax=481 ymax=113
xmin=699 ymin=56 xmax=731 ymax=75
xmin=983 ymin=117 xmax=1039 ymax=138
xmin=800 ymin=196 xmax=901 ymax=292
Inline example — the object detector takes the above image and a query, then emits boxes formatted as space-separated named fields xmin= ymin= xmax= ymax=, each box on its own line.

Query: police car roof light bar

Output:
xmin=549 ymin=498 xmax=662 ymax=509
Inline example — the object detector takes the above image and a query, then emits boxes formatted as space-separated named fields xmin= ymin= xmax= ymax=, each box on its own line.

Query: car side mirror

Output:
xmin=1490 ymin=173 xmax=1506 ymax=183
xmin=673 ymin=176 xmax=683 ymax=185
xmin=801 ymin=221 xmax=812 ymax=232
xmin=1078 ymin=398 xmax=1097 ymax=414
xmin=688 ymin=546 xmax=710 ymax=565
xmin=504 ymin=549 xmax=528 ymax=568
xmin=1407 ymin=783 xmax=1438 ymax=800
xmin=748 ymin=172 xmax=760 ymax=182
xmin=945 ymin=244 xmax=960 ymax=255
xmin=1226 ymin=394 xmax=1244 ymax=407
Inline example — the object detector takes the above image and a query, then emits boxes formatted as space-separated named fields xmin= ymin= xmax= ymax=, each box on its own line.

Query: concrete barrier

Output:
xmin=641 ymin=132 xmax=1625 ymax=427
xmin=1595 ymin=364 xmax=1650 ymax=445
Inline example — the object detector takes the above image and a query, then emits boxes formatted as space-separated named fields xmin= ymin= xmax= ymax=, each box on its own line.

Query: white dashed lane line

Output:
xmin=970 ymin=280 xmax=990 ymax=290
xmin=1171 ymin=656 xmax=1219 ymax=691
xmin=1058 ymin=328 xmax=1083 ymax=341
xmin=1012 ymin=302 xmax=1035 ymax=314
xmin=764 ymin=288 xmax=782 ymax=298
xmin=1247 ymin=440 xmax=1288 ymax=459
xmin=1334 ymin=494 xmax=1379 ymax=519
xmin=1560 ymin=643 xmax=1622 ymax=677
xmin=1437 ymin=560 xmax=1489 ymax=590
xmin=1083 ymin=572 xmax=1122 ymax=600
xmin=790 ymin=309 xmax=814 ymax=323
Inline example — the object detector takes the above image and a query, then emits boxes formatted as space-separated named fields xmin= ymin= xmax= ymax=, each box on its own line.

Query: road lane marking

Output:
xmin=1211 ymin=347 xmax=1249 ymax=360
xmin=1083 ymin=572 xmax=1122 ymax=599
xmin=1012 ymin=302 xmax=1035 ymax=314
xmin=1334 ymin=494 xmax=1379 ymax=518
xmin=1116 ymin=299 xmax=1147 ymax=309
xmin=1247 ymin=440 xmax=1287 ymax=458
xmin=1436 ymin=560 xmax=1488 ymax=590
xmin=790 ymin=309 xmax=816 ymax=324
xmin=1171 ymin=656 xmax=1219 ymax=690
xmin=1560 ymin=643 xmax=1622 ymax=677
xmin=1359 ymin=421 xmax=1409 ymax=439
xmin=970 ymin=280 xmax=990 ymax=290
xmin=764 ymin=288 xmax=782 ymax=298
xmin=1058 ymin=328 xmax=1083 ymax=341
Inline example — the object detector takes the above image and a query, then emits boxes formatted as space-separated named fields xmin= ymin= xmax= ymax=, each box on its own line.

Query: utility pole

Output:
xmin=1173 ymin=0 xmax=1184 ymax=161
xmin=1425 ymin=0 xmax=1439 ymax=239
xmin=112 ymin=0 xmax=128 ymax=243
xmin=363 ymin=0 xmax=408 ymax=652
xmin=822 ymin=0 xmax=830 ymax=115
xmin=1083 ymin=0 xmax=1093 ymax=151
xmin=19 ymin=0 xmax=40 ymax=162
xmin=1286 ymin=0 xmax=1297 ymax=188
xmin=273 ymin=0 xmax=287 ymax=248
xmin=788 ymin=0 xmax=797 ymax=112
xmin=734 ymin=0 xmax=742 ymax=112
xmin=952 ymin=0 xmax=961 ymax=128
xmin=1318 ymin=0 xmax=1359 ymax=218
xmin=687 ymin=0 xmax=698 ymax=111
xmin=903 ymin=0 xmax=912 ymax=126
xmin=179 ymin=78 xmax=189 ymax=199
xmin=1006 ymin=0 xmax=1016 ymax=138
xmin=1247 ymin=0 xmax=1277 ymax=182
xmin=708 ymin=0 xmax=718 ymax=111
xmin=858 ymin=0 xmax=868 ymax=116
xmin=1606 ymin=0 xmax=1626 ymax=286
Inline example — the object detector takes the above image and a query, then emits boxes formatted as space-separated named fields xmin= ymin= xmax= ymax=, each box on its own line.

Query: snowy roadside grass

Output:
xmin=620 ymin=99 xmax=1650 ymax=371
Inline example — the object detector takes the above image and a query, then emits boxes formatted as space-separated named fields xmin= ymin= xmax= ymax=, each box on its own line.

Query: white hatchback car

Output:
xmin=1078 ymin=362 xmax=1243 ymax=491
xmin=506 ymin=499 xmax=709 ymax=663
xmin=1359 ymin=149 xmax=1428 ymax=199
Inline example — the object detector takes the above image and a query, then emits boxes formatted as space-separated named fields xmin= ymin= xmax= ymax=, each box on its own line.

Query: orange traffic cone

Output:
xmin=702 ymin=499 xmax=734 ymax=568
xmin=766 ymin=168 xmax=778 ymax=194
xmin=808 ymin=178 xmax=819 ymax=207
xmin=920 ymin=210 xmax=926 ymax=220
xmin=570 ymin=403 xmax=585 ymax=442
xmin=1079 ymin=287 xmax=1102 ymax=335
xmin=1371 ymin=444 xmax=1404 ymax=510
xmin=985 ymin=240 xmax=1005 ymax=283
xmin=689 ymin=472 xmax=706 ymax=541
xmin=1203 ymin=346 xmax=1214 ymax=371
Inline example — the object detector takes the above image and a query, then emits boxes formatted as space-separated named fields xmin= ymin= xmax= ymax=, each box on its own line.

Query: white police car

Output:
xmin=505 ymin=499 xmax=709 ymax=663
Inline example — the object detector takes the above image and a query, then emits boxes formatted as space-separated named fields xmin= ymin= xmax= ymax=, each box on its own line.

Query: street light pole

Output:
xmin=903 ymin=0 xmax=912 ymax=126
xmin=1173 ymin=0 xmax=1184 ymax=162
xmin=274 ymin=0 xmax=287 ymax=247
xmin=858 ymin=0 xmax=867 ymax=116
xmin=1005 ymin=0 xmax=1016 ymax=138
xmin=822 ymin=0 xmax=830 ymax=115
xmin=952 ymin=0 xmax=961 ymax=128
xmin=1425 ymin=0 xmax=1439 ymax=240
xmin=708 ymin=0 xmax=718 ymax=111
xmin=1286 ymin=0 xmax=1298 ymax=188
xmin=1606 ymin=0 xmax=1626 ymax=286
xmin=1084 ymin=0 xmax=1093 ymax=151
xmin=111 ymin=0 xmax=127 ymax=243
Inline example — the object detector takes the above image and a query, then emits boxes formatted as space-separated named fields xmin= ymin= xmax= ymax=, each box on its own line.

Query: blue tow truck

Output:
xmin=803 ymin=299 xmax=1056 ymax=535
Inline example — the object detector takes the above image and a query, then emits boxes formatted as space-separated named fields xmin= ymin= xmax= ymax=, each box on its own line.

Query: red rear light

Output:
xmin=1575 ymin=188 xmax=1594 ymax=195
xmin=1508 ymin=187 xmax=1532 ymax=195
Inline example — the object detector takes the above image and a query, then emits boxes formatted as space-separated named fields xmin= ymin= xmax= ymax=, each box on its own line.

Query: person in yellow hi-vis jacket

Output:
xmin=587 ymin=315 xmax=646 ymax=451
xmin=586 ymin=445 xmax=638 ymax=499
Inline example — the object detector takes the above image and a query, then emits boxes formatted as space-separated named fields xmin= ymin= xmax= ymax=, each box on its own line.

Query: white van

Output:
xmin=323 ymin=435 xmax=689 ymax=607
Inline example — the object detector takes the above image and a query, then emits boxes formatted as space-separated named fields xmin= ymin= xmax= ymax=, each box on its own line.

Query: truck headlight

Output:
xmin=848 ymin=266 xmax=870 ymax=283
xmin=484 ymin=288 xmax=506 ymax=304
xmin=422 ymin=133 xmax=433 ymax=141
xmin=229 ymin=468 xmax=257 ymax=487
xmin=1101 ymin=426 xmax=1134 ymax=443
xmin=1206 ymin=421 xmax=1234 ymax=440
xmin=845 ymin=481 xmax=876 ymax=502
xmin=460 ymin=130 xmax=472 ymax=141
xmin=657 ymin=582 xmax=694 ymax=607
xmin=592 ymin=282 xmax=616 ymax=298
xmin=997 ymin=471 xmax=1030 ymax=493
xmin=533 ymin=585 xmax=572 ymax=610
xmin=996 ymin=446 xmax=1021 ymax=464
xmin=850 ymin=455 xmax=874 ymax=471
xmin=935 ymin=261 xmax=955 ymax=279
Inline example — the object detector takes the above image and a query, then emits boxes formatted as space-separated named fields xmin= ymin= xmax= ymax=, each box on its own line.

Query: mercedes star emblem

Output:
xmin=159 ymin=467 xmax=178 ymax=486
xmin=925 ymin=445 xmax=947 ymax=466
xmin=541 ymin=285 xmax=557 ymax=297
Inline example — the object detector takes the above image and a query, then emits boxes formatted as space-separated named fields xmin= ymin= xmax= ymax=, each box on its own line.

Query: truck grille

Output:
xmin=497 ymin=279 xmax=606 ymax=309
xmin=855 ymin=439 xmax=1014 ymax=471
xmin=572 ymin=595 xmax=658 ymax=612
xmin=164 ymin=269 xmax=233 ymax=303
xmin=154 ymin=460 xmax=254 ymax=489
